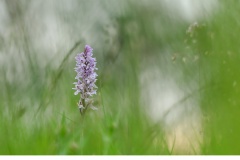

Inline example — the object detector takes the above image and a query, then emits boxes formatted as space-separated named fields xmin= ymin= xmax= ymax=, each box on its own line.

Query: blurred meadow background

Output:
xmin=0 ymin=0 xmax=240 ymax=155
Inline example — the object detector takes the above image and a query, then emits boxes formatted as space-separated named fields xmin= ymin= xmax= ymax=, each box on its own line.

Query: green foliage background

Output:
xmin=0 ymin=0 xmax=240 ymax=155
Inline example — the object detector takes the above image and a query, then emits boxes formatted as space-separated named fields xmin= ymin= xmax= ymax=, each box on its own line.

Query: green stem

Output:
xmin=80 ymin=98 xmax=88 ymax=117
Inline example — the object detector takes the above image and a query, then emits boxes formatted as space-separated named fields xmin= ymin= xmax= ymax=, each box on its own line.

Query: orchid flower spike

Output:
xmin=73 ymin=45 xmax=98 ymax=115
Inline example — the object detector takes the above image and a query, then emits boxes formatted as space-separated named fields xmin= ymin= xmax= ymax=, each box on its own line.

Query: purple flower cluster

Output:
xmin=73 ymin=45 xmax=98 ymax=106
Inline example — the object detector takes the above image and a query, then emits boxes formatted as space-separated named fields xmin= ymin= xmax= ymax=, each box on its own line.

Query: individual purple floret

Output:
xmin=73 ymin=45 xmax=98 ymax=114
